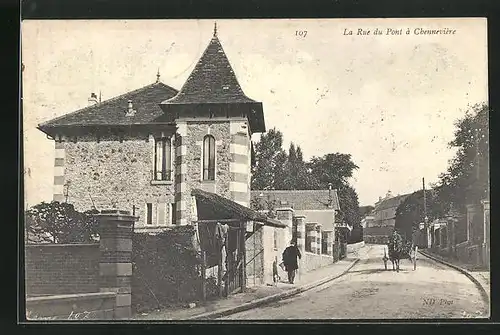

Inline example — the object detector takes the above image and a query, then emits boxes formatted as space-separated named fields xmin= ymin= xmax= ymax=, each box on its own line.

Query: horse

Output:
xmin=387 ymin=232 xmax=412 ymax=272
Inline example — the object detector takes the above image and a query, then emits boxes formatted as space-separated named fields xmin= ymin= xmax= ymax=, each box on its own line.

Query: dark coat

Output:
xmin=282 ymin=245 xmax=302 ymax=271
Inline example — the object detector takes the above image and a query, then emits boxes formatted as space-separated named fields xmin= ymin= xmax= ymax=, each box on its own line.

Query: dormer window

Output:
xmin=203 ymin=135 xmax=215 ymax=181
xmin=154 ymin=137 xmax=172 ymax=181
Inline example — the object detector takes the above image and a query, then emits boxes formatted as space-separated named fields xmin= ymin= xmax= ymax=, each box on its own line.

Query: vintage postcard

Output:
xmin=22 ymin=18 xmax=489 ymax=321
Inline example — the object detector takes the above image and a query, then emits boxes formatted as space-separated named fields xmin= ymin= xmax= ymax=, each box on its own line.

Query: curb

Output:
xmin=418 ymin=250 xmax=490 ymax=306
xmin=187 ymin=258 xmax=360 ymax=320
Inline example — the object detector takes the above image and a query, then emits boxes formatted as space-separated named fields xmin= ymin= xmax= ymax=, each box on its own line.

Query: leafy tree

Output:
xmin=437 ymin=103 xmax=489 ymax=211
xmin=359 ymin=205 xmax=375 ymax=218
xmin=251 ymin=128 xmax=288 ymax=190
xmin=281 ymin=143 xmax=310 ymax=190
xmin=306 ymin=153 xmax=359 ymax=190
xmin=251 ymin=129 xmax=362 ymax=231
xmin=25 ymin=201 xmax=99 ymax=244
xmin=394 ymin=189 xmax=446 ymax=241
xmin=250 ymin=194 xmax=279 ymax=219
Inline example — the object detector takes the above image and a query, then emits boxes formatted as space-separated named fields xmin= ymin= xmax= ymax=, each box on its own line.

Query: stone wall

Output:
xmin=26 ymin=292 xmax=116 ymax=320
xmin=56 ymin=132 xmax=176 ymax=228
xmin=25 ymin=244 xmax=100 ymax=296
xmin=174 ymin=119 xmax=251 ymax=226
xmin=347 ymin=241 xmax=365 ymax=253
xmin=245 ymin=225 xmax=264 ymax=286
xmin=302 ymin=252 xmax=333 ymax=273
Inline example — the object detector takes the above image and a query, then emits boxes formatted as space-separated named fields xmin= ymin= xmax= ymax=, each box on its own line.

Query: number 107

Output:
xmin=296 ymin=30 xmax=307 ymax=37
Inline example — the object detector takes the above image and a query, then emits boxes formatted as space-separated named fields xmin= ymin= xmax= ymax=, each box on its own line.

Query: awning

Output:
xmin=191 ymin=188 xmax=286 ymax=228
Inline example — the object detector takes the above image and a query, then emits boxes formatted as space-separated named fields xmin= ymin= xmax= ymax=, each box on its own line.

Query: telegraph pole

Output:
xmin=423 ymin=177 xmax=430 ymax=248
xmin=422 ymin=177 xmax=427 ymax=220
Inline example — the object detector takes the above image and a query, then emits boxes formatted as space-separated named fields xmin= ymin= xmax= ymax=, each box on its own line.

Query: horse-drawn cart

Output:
xmin=383 ymin=231 xmax=418 ymax=272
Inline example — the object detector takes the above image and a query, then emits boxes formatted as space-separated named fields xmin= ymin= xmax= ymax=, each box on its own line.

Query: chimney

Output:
xmin=386 ymin=190 xmax=392 ymax=198
xmin=126 ymin=100 xmax=136 ymax=116
xmin=88 ymin=92 xmax=98 ymax=106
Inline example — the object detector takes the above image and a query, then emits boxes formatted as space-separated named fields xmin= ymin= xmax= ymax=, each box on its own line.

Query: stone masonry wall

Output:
xmin=58 ymin=132 xmax=175 ymax=228
xmin=245 ymin=225 xmax=264 ymax=286
xmin=175 ymin=120 xmax=232 ymax=225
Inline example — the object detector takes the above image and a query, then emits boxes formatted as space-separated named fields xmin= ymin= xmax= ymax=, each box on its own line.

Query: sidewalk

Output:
xmin=132 ymin=256 xmax=359 ymax=320
xmin=419 ymin=249 xmax=490 ymax=302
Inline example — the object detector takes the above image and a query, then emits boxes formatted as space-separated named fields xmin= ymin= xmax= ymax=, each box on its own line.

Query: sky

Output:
xmin=22 ymin=18 xmax=488 ymax=207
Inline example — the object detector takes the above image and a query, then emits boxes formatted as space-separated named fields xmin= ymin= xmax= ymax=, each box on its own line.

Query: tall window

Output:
xmin=203 ymin=135 xmax=215 ymax=180
xmin=154 ymin=137 xmax=171 ymax=181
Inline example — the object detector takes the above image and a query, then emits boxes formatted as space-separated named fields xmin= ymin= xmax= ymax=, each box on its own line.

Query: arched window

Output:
xmin=203 ymin=135 xmax=215 ymax=180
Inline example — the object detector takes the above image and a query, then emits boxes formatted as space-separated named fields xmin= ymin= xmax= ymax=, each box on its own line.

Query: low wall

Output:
xmin=302 ymin=252 xmax=333 ymax=273
xmin=455 ymin=242 xmax=482 ymax=265
xmin=364 ymin=235 xmax=389 ymax=244
xmin=26 ymin=292 xmax=116 ymax=320
xmin=347 ymin=241 xmax=365 ymax=253
xmin=25 ymin=244 xmax=100 ymax=296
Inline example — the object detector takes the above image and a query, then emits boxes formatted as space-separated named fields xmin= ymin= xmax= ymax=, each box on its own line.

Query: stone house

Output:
xmin=363 ymin=191 xmax=410 ymax=244
xmin=371 ymin=191 xmax=410 ymax=228
xmin=37 ymin=25 xmax=339 ymax=288
xmin=36 ymin=24 xmax=351 ymax=289
xmin=37 ymin=26 xmax=263 ymax=234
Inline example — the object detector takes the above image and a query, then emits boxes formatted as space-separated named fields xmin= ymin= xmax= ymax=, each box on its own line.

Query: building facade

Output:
xmin=38 ymin=26 xmax=264 ymax=233
xmin=363 ymin=191 xmax=410 ymax=244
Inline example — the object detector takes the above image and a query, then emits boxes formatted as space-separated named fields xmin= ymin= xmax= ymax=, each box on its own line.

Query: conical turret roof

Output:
xmin=161 ymin=34 xmax=257 ymax=105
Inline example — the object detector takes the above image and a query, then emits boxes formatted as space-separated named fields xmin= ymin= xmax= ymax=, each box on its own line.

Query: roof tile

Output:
xmin=38 ymin=82 xmax=178 ymax=132
xmin=161 ymin=36 xmax=256 ymax=105
xmin=251 ymin=190 xmax=340 ymax=211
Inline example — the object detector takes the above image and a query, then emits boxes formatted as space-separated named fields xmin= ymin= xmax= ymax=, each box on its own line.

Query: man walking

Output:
xmin=282 ymin=240 xmax=302 ymax=284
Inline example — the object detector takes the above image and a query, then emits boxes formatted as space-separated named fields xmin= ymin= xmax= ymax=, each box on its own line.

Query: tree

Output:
xmin=337 ymin=184 xmax=361 ymax=229
xmin=251 ymin=128 xmax=288 ymax=190
xmin=25 ymin=201 xmax=99 ymax=244
xmin=250 ymin=194 xmax=279 ymax=219
xmin=437 ymin=103 xmax=489 ymax=212
xmin=394 ymin=189 xmax=446 ymax=241
xmin=305 ymin=153 xmax=361 ymax=228
xmin=359 ymin=205 xmax=375 ymax=218
xmin=306 ymin=153 xmax=359 ymax=190
xmin=281 ymin=143 xmax=310 ymax=190
xmin=251 ymin=129 xmax=363 ymax=231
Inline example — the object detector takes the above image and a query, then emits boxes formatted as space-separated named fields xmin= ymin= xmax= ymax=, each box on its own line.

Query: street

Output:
xmin=220 ymin=245 xmax=489 ymax=319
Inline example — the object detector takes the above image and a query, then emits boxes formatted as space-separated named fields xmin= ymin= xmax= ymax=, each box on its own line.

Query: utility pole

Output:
xmin=422 ymin=177 xmax=427 ymax=221
xmin=423 ymin=177 xmax=430 ymax=248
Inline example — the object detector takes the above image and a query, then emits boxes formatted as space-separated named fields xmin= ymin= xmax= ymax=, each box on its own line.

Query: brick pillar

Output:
xmin=276 ymin=207 xmax=294 ymax=250
xmin=446 ymin=223 xmax=452 ymax=255
xmin=174 ymin=123 xmax=189 ymax=225
xmin=324 ymin=230 xmax=333 ymax=256
xmin=53 ymin=141 xmax=66 ymax=202
xmin=306 ymin=223 xmax=317 ymax=253
xmin=466 ymin=204 xmax=479 ymax=243
xmin=449 ymin=218 xmax=456 ymax=256
xmin=482 ymin=200 xmax=490 ymax=269
xmin=97 ymin=209 xmax=137 ymax=319
xmin=229 ymin=120 xmax=251 ymax=207
xmin=294 ymin=215 xmax=306 ymax=255
xmin=316 ymin=224 xmax=322 ymax=255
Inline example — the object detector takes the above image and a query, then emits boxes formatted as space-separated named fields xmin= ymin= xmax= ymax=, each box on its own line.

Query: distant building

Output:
xmin=361 ymin=215 xmax=374 ymax=229
xmin=372 ymin=191 xmax=410 ymax=228
xmin=363 ymin=190 xmax=410 ymax=244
